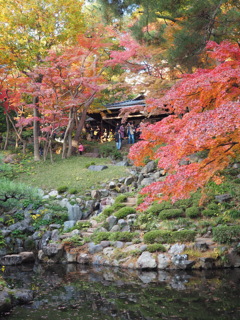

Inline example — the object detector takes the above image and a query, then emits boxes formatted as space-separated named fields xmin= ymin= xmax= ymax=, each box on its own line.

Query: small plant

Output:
xmin=109 ymin=231 xmax=138 ymax=242
xmin=114 ymin=207 xmax=136 ymax=219
xmin=75 ymin=221 xmax=91 ymax=230
xmin=13 ymin=211 xmax=25 ymax=221
xmin=146 ymin=243 xmax=166 ymax=253
xmin=129 ymin=249 xmax=142 ymax=256
xmin=91 ymin=231 xmax=111 ymax=243
xmin=68 ymin=188 xmax=78 ymax=194
xmin=85 ymin=161 xmax=96 ymax=169
xmin=57 ymin=185 xmax=68 ymax=194
xmin=63 ymin=235 xmax=84 ymax=247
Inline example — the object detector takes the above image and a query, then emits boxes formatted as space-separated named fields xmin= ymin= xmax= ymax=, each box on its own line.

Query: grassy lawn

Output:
xmin=1 ymin=152 xmax=129 ymax=193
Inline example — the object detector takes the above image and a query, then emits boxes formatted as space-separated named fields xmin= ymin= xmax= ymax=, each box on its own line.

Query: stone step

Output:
xmin=122 ymin=197 xmax=137 ymax=207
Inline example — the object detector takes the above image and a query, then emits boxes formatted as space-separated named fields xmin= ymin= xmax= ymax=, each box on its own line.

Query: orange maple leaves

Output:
xmin=128 ymin=40 xmax=240 ymax=209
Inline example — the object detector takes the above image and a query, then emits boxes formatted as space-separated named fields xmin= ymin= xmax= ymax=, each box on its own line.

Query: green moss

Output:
xmin=159 ymin=209 xmax=183 ymax=220
xmin=114 ymin=206 xmax=136 ymax=219
xmin=146 ymin=243 xmax=166 ymax=252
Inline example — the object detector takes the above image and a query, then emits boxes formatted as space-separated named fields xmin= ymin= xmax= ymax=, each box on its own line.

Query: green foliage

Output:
xmin=57 ymin=185 xmax=68 ymax=194
xmin=11 ymin=229 xmax=26 ymax=239
xmin=101 ymin=207 xmax=115 ymax=217
xmin=114 ymin=206 xmax=136 ymax=219
xmin=144 ymin=230 xmax=172 ymax=244
xmin=98 ymin=143 xmax=122 ymax=160
xmin=186 ymin=207 xmax=200 ymax=218
xmin=13 ymin=211 xmax=25 ymax=221
xmin=85 ymin=161 xmax=96 ymax=168
xmin=68 ymin=188 xmax=78 ymax=194
xmin=109 ymin=231 xmax=138 ymax=242
xmin=0 ymin=178 xmax=40 ymax=208
xmin=0 ymin=232 xmax=5 ymax=248
xmin=146 ymin=243 xmax=166 ymax=253
xmin=63 ymin=235 xmax=84 ymax=247
xmin=129 ymin=249 xmax=142 ymax=256
xmin=159 ymin=209 xmax=183 ymax=220
xmin=144 ymin=229 xmax=196 ymax=244
xmin=114 ymin=194 xmax=128 ymax=204
xmin=91 ymin=231 xmax=110 ymax=243
xmin=202 ymin=209 xmax=216 ymax=217
xmin=171 ymin=230 xmax=196 ymax=242
xmin=228 ymin=209 xmax=240 ymax=219
xmin=112 ymin=202 xmax=126 ymax=211
xmin=75 ymin=221 xmax=91 ymax=230
xmin=146 ymin=201 xmax=173 ymax=214
xmin=213 ymin=225 xmax=240 ymax=244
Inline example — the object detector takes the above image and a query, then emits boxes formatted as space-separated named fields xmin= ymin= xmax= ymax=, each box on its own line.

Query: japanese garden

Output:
xmin=0 ymin=0 xmax=239 ymax=319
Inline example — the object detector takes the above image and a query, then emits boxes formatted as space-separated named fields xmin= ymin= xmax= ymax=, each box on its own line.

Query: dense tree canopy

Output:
xmin=98 ymin=0 xmax=240 ymax=71
xmin=128 ymin=40 xmax=240 ymax=209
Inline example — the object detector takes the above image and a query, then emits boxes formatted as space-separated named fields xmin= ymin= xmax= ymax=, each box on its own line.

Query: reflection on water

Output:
xmin=1 ymin=263 xmax=240 ymax=320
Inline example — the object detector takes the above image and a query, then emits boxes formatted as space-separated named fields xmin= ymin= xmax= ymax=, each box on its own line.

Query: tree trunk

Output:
xmin=33 ymin=97 xmax=41 ymax=161
xmin=4 ymin=115 xmax=10 ymax=150
xmin=73 ymin=97 xmax=94 ymax=147
xmin=62 ymin=107 xmax=74 ymax=159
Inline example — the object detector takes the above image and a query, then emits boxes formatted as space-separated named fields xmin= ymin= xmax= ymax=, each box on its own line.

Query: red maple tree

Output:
xmin=128 ymin=41 xmax=240 ymax=210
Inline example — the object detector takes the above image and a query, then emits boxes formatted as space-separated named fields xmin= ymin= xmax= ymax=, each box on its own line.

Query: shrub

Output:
xmin=99 ymin=144 xmax=122 ymax=160
xmin=114 ymin=194 xmax=128 ymax=204
xmin=144 ymin=230 xmax=172 ymax=244
xmin=85 ymin=161 xmax=96 ymax=169
xmin=159 ymin=209 xmax=183 ymax=220
xmin=91 ymin=232 xmax=111 ymax=243
xmin=186 ymin=207 xmax=200 ymax=218
xmin=112 ymin=202 xmax=126 ymax=211
xmin=57 ymin=185 xmax=68 ymax=194
xmin=68 ymin=188 xmax=78 ymax=194
xmin=202 ymin=209 xmax=216 ymax=217
xmin=115 ymin=206 xmax=136 ymax=219
xmin=171 ymin=230 xmax=196 ymax=242
xmin=146 ymin=244 xmax=166 ymax=253
xmin=109 ymin=231 xmax=138 ymax=242
xmin=144 ymin=229 xmax=196 ymax=244
xmin=75 ymin=221 xmax=91 ymax=230
xmin=228 ymin=209 xmax=240 ymax=219
xmin=213 ymin=225 xmax=240 ymax=244
xmin=146 ymin=201 xmax=173 ymax=214
xmin=101 ymin=207 xmax=115 ymax=217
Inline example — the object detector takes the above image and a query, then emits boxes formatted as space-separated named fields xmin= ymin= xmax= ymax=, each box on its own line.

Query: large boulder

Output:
xmin=137 ymin=252 xmax=157 ymax=269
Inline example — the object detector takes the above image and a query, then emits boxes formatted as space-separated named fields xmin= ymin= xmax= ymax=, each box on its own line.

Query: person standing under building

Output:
xmin=127 ymin=121 xmax=135 ymax=144
xmin=115 ymin=129 xmax=122 ymax=150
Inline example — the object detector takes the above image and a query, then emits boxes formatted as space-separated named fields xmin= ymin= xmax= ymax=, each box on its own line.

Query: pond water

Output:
xmin=1 ymin=264 xmax=240 ymax=320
